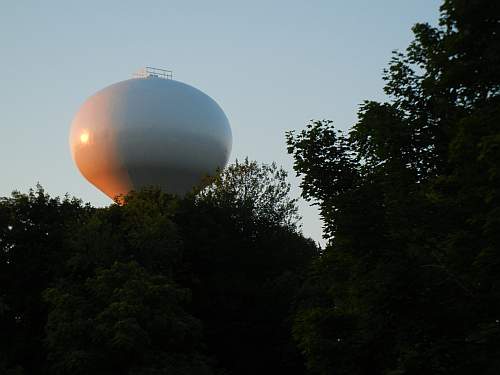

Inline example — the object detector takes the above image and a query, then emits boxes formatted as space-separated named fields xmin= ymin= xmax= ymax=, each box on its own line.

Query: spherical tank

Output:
xmin=69 ymin=73 xmax=232 ymax=200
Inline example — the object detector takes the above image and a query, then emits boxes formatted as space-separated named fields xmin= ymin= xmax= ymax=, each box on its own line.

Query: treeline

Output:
xmin=0 ymin=160 xmax=318 ymax=375
xmin=2 ymin=0 xmax=500 ymax=373
xmin=287 ymin=0 xmax=500 ymax=373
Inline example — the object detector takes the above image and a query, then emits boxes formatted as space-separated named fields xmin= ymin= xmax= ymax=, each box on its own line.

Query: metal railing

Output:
xmin=133 ymin=67 xmax=173 ymax=80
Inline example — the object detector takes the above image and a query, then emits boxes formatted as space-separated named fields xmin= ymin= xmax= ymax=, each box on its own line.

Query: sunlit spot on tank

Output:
xmin=80 ymin=132 xmax=90 ymax=144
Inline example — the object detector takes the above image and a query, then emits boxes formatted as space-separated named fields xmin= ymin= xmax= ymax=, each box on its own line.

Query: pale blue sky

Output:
xmin=0 ymin=0 xmax=441 ymax=243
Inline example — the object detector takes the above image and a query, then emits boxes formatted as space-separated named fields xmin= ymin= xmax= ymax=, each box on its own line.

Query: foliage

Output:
xmin=42 ymin=189 xmax=210 ymax=375
xmin=44 ymin=261 xmax=209 ymax=375
xmin=0 ymin=163 xmax=316 ymax=374
xmin=199 ymin=157 xmax=301 ymax=231
xmin=178 ymin=159 xmax=318 ymax=375
xmin=287 ymin=0 xmax=500 ymax=374
xmin=0 ymin=186 xmax=90 ymax=374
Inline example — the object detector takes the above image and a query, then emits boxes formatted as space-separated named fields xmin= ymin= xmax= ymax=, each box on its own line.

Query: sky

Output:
xmin=0 ymin=0 xmax=441 ymax=244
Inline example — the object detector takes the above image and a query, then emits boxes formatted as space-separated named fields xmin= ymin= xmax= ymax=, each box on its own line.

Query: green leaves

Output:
xmin=287 ymin=1 xmax=500 ymax=374
xmin=0 ymin=167 xmax=317 ymax=374
xmin=44 ymin=261 xmax=205 ymax=375
xmin=178 ymin=159 xmax=318 ymax=375
xmin=198 ymin=157 xmax=301 ymax=231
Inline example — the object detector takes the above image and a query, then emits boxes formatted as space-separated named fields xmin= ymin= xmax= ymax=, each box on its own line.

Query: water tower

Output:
xmin=69 ymin=67 xmax=232 ymax=200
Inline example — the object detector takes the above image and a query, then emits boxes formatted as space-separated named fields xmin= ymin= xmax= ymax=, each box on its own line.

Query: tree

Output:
xmin=287 ymin=0 xmax=500 ymax=374
xmin=0 ymin=164 xmax=317 ymax=374
xmin=198 ymin=158 xmax=301 ymax=231
xmin=44 ymin=261 xmax=210 ymax=375
xmin=43 ymin=189 xmax=212 ymax=375
xmin=0 ymin=186 xmax=90 ymax=374
xmin=177 ymin=159 xmax=318 ymax=375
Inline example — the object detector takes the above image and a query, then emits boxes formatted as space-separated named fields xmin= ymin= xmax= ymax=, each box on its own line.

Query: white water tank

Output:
xmin=69 ymin=68 xmax=232 ymax=200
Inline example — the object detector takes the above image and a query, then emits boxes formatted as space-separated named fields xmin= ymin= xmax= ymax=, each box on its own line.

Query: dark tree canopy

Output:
xmin=0 ymin=187 xmax=90 ymax=375
xmin=287 ymin=0 xmax=500 ymax=374
xmin=177 ymin=159 xmax=318 ymax=375
xmin=0 ymin=163 xmax=317 ymax=375
xmin=198 ymin=157 xmax=301 ymax=231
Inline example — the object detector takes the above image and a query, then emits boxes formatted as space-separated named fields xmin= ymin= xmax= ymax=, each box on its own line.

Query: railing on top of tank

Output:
xmin=133 ymin=67 xmax=173 ymax=80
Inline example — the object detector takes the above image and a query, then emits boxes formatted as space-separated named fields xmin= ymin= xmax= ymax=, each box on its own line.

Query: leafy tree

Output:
xmin=177 ymin=159 xmax=318 ymax=375
xmin=44 ymin=261 xmax=210 ymax=375
xmin=287 ymin=0 xmax=500 ymax=374
xmin=198 ymin=157 xmax=301 ymax=230
xmin=43 ymin=189 xmax=211 ymax=374
xmin=0 ymin=186 xmax=90 ymax=374
xmin=0 ymin=164 xmax=317 ymax=374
